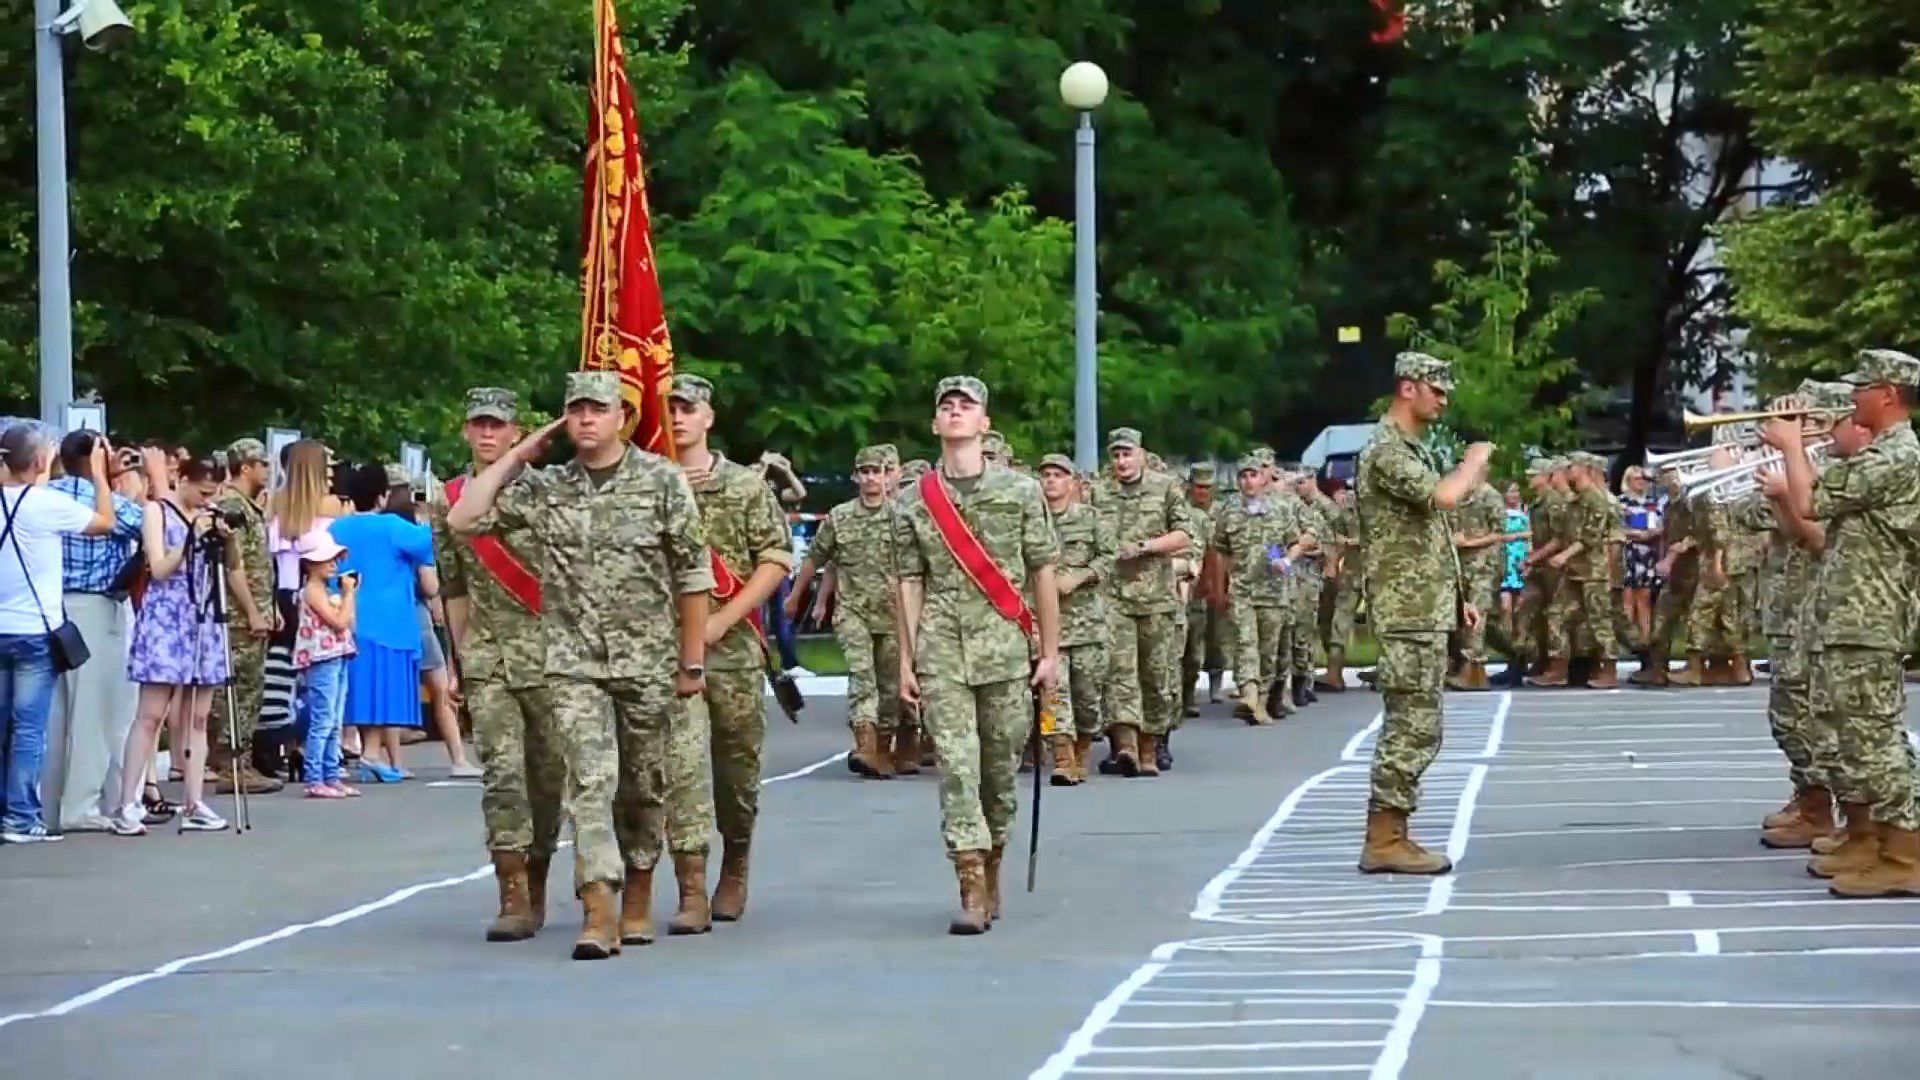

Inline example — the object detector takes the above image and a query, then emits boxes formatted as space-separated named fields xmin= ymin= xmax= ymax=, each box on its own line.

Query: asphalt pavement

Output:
xmin=3 ymin=682 xmax=1916 ymax=1079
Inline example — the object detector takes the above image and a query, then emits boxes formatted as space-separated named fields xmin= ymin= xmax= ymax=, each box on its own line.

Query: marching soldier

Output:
xmin=1537 ymin=453 xmax=1623 ymax=688
xmin=1091 ymin=428 xmax=1191 ymax=777
xmin=1447 ymin=477 xmax=1505 ymax=690
xmin=1497 ymin=458 xmax=1555 ymax=686
xmin=447 ymin=371 xmax=712 ymax=960
xmin=433 ymin=388 xmax=566 ymax=942
xmin=666 ymin=373 xmax=795 ymax=927
xmin=1288 ymin=471 xmax=1333 ymax=709
xmin=1356 ymin=352 xmax=1492 ymax=875
xmin=1523 ymin=459 xmax=1579 ymax=685
xmin=1214 ymin=455 xmax=1308 ymax=725
xmin=1687 ymin=458 xmax=1755 ymax=686
xmin=1039 ymin=453 xmax=1115 ymax=785
xmin=893 ymin=376 xmax=1060 ymax=933
xmin=1181 ymin=464 xmax=1226 ymax=717
xmin=1762 ymin=349 xmax=1920 ymax=898
xmin=788 ymin=446 xmax=900 ymax=778
xmin=1316 ymin=485 xmax=1361 ymax=693
xmin=1634 ymin=464 xmax=1702 ymax=686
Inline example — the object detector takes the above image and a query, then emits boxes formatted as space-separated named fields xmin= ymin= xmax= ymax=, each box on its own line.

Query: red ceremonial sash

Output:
xmin=445 ymin=476 xmax=542 ymax=615
xmin=709 ymin=548 xmax=766 ymax=635
xmin=917 ymin=470 xmax=1036 ymax=639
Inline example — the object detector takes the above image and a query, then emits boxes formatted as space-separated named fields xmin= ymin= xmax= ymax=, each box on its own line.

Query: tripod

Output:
xmin=189 ymin=522 xmax=250 ymax=833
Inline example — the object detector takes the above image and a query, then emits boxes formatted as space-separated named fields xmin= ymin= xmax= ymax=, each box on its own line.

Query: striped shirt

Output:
xmin=48 ymin=476 xmax=145 ymax=594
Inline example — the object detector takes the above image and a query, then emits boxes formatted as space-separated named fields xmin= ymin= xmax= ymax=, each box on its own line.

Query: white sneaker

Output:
xmin=68 ymin=812 xmax=117 ymax=833
xmin=447 ymin=763 xmax=482 ymax=779
xmin=1 ymin=824 xmax=62 ymax=844
xmin=110 ymin=804 xmax=148 ymax=836
xmin=178 ymin=803 xmax=229 ymax=833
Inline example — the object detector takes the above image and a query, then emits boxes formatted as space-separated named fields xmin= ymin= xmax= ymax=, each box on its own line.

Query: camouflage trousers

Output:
xmin=1687 ymin=578 xmax=1749 ymax=656
xmin=1514 ymin=567 xmax=1558 ymax=661
xmin=1542 ymin=572 xmax=1578 ymax=657
xmin=923 ymin=674 xmax=1031 ymax=853
xmin=835 ymin=610 xmax=900 ymax=732
xmin=549 ymin=676 xmax=673 ymax=893
xmin=470 ymin=677 xmax=564 ymax=858
xmin=1291 ymin=570 xmax=1322 ymax=677
xmin=1649 ymin=564 xmax=1697 ymax=655
xmin=664 ymin=668 xmax=767 ymax=854
xmin=1455 ymin=562 xmax=1499 ymax=663
xmin=1234 ymin=604 xmax=1286 ymax=694
xmin=1056 ymin=642 xmax=1110 ymax=738
xmin=1812 ymin=647 xmax=1919 ymax=830
xmin=1763 ymin=636 xmax=1827 ymax=792
xmin=214 ymin=629 xmax=265 ymax=753
xmin=1184 ymin=601 xmax=1227 ymax=674
xmin=1570 ymin=576 xmax=1619 ymax=657
xmin=1324 ymin=579 xmax=1359 ymax=652
xmin=1106 ymin=609 xmax=1181 ymax=737
xmin=1369 ymin=631 xmax=1446 ymax=813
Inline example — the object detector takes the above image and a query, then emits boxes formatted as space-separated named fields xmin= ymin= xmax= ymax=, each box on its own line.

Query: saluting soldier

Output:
xmin=1039 ymin=452 xmax=1115 ymax=785
xmin=433 ymin=388 xmax=566 ymax=942
xmin=447 ymin=371 xmax=712 ymax=960
xmin=1355 ymin=352 xmax=1492 ymax=875
xmin=1090 ymin=428 xmax=1190 ymax=777
xmin=665 ymin=373 xmax=795 ymax=928
xmin=893 ymin=376 xmax=1060 ymax=933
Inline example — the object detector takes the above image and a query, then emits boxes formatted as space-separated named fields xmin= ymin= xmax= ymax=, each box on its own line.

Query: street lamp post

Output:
xmin=1059 ymin=61 xmax=1108 ymax=472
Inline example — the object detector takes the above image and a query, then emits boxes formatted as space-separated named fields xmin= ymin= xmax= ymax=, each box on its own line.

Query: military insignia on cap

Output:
xmin=934 ymin=375 xmax=989 ymax=406
xmin=668 ymin=373 xmax=714 ymax=404
xmin=464 ymin=386 xmax=518 ymax=423
xmin=1106 ymin=427 xmax=1143 ymax=450
xmin=1393 ymin=350 xmax=1456 ymax=392
xmin=565 ymin=370 xmax=622 ymax=406
xmin=1842 ymin=348 xmax=1920 ymax=389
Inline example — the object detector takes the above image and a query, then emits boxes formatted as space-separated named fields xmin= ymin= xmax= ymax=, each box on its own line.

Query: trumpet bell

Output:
xmin=1682 ymin=405 xmax=1852 ymax=436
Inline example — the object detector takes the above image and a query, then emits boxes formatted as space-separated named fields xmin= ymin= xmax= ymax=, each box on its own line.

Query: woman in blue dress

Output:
xmin=329 ymin=464 xmax=435 ymax=783
xmin=1499 ymin=483 xmax=1531 ymax=647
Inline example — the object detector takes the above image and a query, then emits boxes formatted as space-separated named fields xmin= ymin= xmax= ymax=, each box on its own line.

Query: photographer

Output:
xmin=0 ymin=421 xmax=117 ymax=845
xmin=110 ymin=451 xmax=236 ymax=836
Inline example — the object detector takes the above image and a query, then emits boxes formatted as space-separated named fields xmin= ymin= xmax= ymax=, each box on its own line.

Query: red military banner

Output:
xmin=581 ymin=0 xmax=676 ymax=457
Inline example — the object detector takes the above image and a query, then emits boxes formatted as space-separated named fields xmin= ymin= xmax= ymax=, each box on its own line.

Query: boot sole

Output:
xmin=485 ymin=925 xmax=536 ymax=943
xmin=1758 ymin=832 xmax=1815 ymax=850
xmin=571 ymin=941 xmax=621 ymax=960
xmin=1357 ymin=860 xmax=1454 ymax=875
xmin=1115 ymin=753 xmax=1140 ymax=778
xmin=947 ymin=919 xmax=991 ymax=936
xmin=667 ymin=923 xmax=713 ymax=935
xmin=1049 ymin=774 xmax=1077 ymax=787
xmin=620 ymin=931 xmax=656 ymax=945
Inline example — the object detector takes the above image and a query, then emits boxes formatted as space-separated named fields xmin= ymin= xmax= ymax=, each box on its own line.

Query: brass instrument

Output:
xmin=1644 ymin=444 xmax=1722 ymax=471
xmin=1679 ymin=440 xmax=1832 ymax=501
xmin=1681 ymin=405 xmax=1852 ymax=436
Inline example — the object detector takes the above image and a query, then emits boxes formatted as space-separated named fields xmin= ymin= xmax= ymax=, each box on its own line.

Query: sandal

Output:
xmin=141 ymin=783 xmax=179 ymax=824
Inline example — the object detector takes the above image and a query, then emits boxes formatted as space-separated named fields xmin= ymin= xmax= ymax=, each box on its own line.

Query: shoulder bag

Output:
xmin=0 ymin=489 xmax=91 ymax=673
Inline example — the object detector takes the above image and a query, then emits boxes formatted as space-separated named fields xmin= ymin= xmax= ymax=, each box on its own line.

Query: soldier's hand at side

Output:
xmin=782 ymin=587 xmax=804 ymax=621
xmin=673 ymin=670 xmax=705 ymax=698
xmin=1030 ymin=655 xmax=1059 ymax=694
xmin=899 ymin=666 xmax=921 ymax=713
xmin=246 ymin=610 xmax=271 ymax=638
xmin=1462 ymin=604 xmax=1483 ymax=631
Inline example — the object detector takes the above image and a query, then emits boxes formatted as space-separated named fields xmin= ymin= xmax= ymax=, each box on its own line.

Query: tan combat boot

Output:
xmin=1727 ymin=653 xmax=1754 ymax=686
xmin=1587 ymin=658 xmax=1619 ymax=690
xmin=949 ymin=850 xmax=991 ymax=935
xmin=1109 ymin=725 xmax=1141 ymax=777
xmin=985 ymin=843 xmax=1005 ymax=923
xmin=620 ymin=867 xmax=655 ymax=945
xmin=1760 ymin=788 xmax=1835 ymax=850
xmin=1357 ymin=807 xmax=1453 ymax=875
xmin=711 ymin=842 xmax=750 ymax=922
xmin=1073 ymin=735 xmax=1094 ymax=782
xmin=1137 ymin=732 xmax=1162 ymax=777
xmin=850 ymin=724 xmax=886 ymax=779
xmin=1762 ymin=792 xmax=1804 ymax=831
xmin=1628 ymin=647 xmax=1669 ymax=687
xmin=528 ymin=854 xmax=550 ymax=931
xmin=1239 ymin=682 xmax=1269 ymax=727
xmin=1829 ymin=826 xmax=1920 ymax=898
xmin=1701 ymin=657 xmax=1729 ymax=686
xmin=1808 ymin=804 xmax=1879 ymax=879
xmin=667 ymin=852 xmax=713 ymax=935
xmin=485 ymin=851 xmax=537 ymax=942
xmin=572 ymin=881 xmax=621 ymax=961
xmin=1525 ymin=657 xmax=1570 ymax=688
xmin=1667 ymin=652 xmax=1706 ymax=687
xmin=892 ymin=727 xmax=922 ymax=776
xmin=1049 ymin=734 xmax=1080 ymax=787
xmin=1811 ymin=827 xmax=1849 ymax=855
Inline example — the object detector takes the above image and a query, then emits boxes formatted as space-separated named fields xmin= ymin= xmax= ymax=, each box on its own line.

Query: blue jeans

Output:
xmin=0 ymin=633 xmax=57 ymax=832
xmin=768 ymin=579 xmax=800 ymax=670
xmin=300 ymin=658 xmax=349 ymax=784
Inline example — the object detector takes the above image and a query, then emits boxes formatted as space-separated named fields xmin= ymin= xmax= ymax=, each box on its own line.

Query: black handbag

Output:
xmin=0 ymin=489 xmax=92 ymax=674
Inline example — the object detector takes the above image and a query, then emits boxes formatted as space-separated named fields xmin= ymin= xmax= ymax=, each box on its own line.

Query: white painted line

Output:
xmin=1191 ymin=766 xmax=1352 ymax=920
xmin=1370 ymin=948 xmax=1443 ymax=1080
xmin=1479 ymin=692 xmax=1510 ymax=759
xmin=1428 ymin=999 xmax=1920 ymax=1011
xmin=1474 ymin=799 xmax=1779 ymax=810
xmin=424 ymin=780 xmax=481 ymax=789
xmin=1693 ymin=931 xmax=1721 ymax=955
xmin=1109 ymin=1018 xmax=1395 ymax=1030
xmin=1667 ymin=892 xmax=1694 ymax=908
xmin=1087 ymin=1039 xmax=1388 ymax=1054
xmin=1073 ymin=1067 xmax=1372 ymax=1076
xmin=0 ymin=748 xmax=852 ymax=1032
xmin=1469 ymin=825 xmax=1749 ymax=840
xmin=1342 ymin=712 xmax=1384 ymax=762
xmin=1028 ymin=962 xmax=1169 ymax=1080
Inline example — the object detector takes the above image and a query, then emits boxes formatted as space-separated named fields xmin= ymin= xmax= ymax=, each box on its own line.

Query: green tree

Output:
xmin=1388 ymin=157 xmax=1594 ymax=475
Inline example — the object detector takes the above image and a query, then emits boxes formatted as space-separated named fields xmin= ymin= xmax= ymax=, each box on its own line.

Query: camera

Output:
xmin=217 ymin=507 xmax=248 ymax=530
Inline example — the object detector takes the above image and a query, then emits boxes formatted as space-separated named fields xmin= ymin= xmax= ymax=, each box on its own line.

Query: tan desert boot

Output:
xmin=1829 ymin=826 xmax=1920 ymax=898
xmin=1586 ymin=658 xmax=1619 ymax=690
xmin=485 ymin=851 xmax=537 ymax=942
xmin=1049 ymin=734 xmax=1080 ymax=786
xmin=1808 ymin=805 xmax=1879 ymax=879
xmin=711 ymin=842 xmax=750 ymax=922
xmin=1760 ymin=789 xmax=1836 ymax=850
xmin=1628 ymin=647 xmax=1669 ymax=686
xmin=985 ymin=843 xmax=1005 ymax=923
xmin=1073 ymin=735 xmax=1094 ymax=783
xmin=527 ymin=854 xmax=550 ymax=931
xmin=1357 ymin=807 xmax=1453 ymax=875
xmin=1762 ymin=792 xmax=1804 ymax=831
xmin=572 ymin=881 xmax=621 ymax=961
xmin=667 ymin=852 xmax=713 ymax=935
xmin=1666 ymin=652 xmax=1705 ymax=687
xmin=949 ymin=851 xmax=991 ymax=935
xmin=1109 ymin=725 xmax=1141 ymax=777
xmin=620 ymin=867 xmax=656 ymax=945
xmin=892 ymin=727 xmax=922 ymax=776
xmin=1137 ymin=733 xmax=1161 ymax=777
xmin=1525 ymin=657 xmax=1570 ymax=689
xmin=1239 ymin=682 xmax=1269 ymax=726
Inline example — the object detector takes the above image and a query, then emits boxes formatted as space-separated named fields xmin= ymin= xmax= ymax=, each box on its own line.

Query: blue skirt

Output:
xmin=343 ymin=640 xmax=421 ymax=728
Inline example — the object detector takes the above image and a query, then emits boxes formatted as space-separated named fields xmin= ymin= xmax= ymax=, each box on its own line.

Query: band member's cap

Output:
xmin=1237 ymin=453 xmax=1265 ymax=474
xmin=934 ymin=376 xmax=988 ymax=407
xmin=1842 ymin=348 xmax=1920 ymax=389
xmin=1394 ymin=350 xmax=1456 ymax=392
xmin=565 ymin=370 xmax=622 ymax=407
xmin=465 ymin=387 xmax=518 ymax=423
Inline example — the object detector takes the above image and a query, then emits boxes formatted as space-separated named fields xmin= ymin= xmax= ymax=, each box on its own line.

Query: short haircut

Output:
xmin=346 ymin=462 xmax=390 ymax=512
xmin=58 ymin=430 xmax=98 ymax=477
xmin=180 ymin=454 xmax=228 ymax=486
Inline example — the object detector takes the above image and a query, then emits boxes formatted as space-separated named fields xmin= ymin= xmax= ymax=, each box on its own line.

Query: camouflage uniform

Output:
xmin=811 ymin=457 xmax=901 ymax=735
xmin=432 ymin=389 xmax=564 ymax=862
xmin=1092 ymin=429 xmax=1189 ymax=739
xmin=1451 ymin=482 xmax=1504 ymax=666
xmin=1181 ymin=466 xmax=1226 ymax=706
xmin=215 ymin=455 xmax=272 ymax=759
xmin=1323 ymin=496 xmax=1362 ymax=653
xmin=1511 ymin=466 xmax=1560 ymax=664
xmin=1358 ymin=388 xmax=1461 ymax=813
xmin=1650 ymin=481 xmax=1701 ymax=657
xmin=1569 ymin=458 xmax=1621 ymax=659
xmin=1213 ymin=461 xmax=1303 ymax=700
xmin=668 ymin=376 xmax=795 ymax=858
xmin=1728 ymin=490 xmax=1832 ymax=792
xmin=1539 ymin=477 xmax=1584 ymax=658
xmin=1291 ymin=484 xmax=1333 ymax=683
xmin=893 ymin=380 xmax=1059 ymax=853
xmin=456 ymin=375 xmax=712 ymax=894
xmin=1689 ymin=497 xmax=1751 ymax=661
xmin=1047 ymin=467 xmax=1115 ymax=738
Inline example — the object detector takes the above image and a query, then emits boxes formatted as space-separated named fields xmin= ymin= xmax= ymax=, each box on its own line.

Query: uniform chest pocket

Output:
xmin=605 ymin=501 xmax=666 ymax=550
xmin=1062 ymin=538 xmax=1092 ymax=567
xmin=535 ymin=496 xmax=593 ymax=547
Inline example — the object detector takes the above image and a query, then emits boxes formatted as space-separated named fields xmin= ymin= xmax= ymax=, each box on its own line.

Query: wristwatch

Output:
xmin=680 ymin=663 xmax=706 ymax=678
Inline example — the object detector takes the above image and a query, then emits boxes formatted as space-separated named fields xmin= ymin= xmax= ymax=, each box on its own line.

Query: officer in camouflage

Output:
xmin=1356 ymin=351 xmax=1493 ymax=876
xmin=1536 ymin=452 xmax=1623 ymax=688
xmin=789 ymin=445 xmax=900 ymax=779
xmin=1763 ymin=349 xmax=1920 ymax=898
xmin=666 ymin=373 xmax=795 ymax=928
xmin=448 ymin=370 xmax=712 ymax=960
xmin=1091 ymin=427 xmax=1191 ymax=777
xmin=1446 ymin=476 xmax=1505 ymax=691
xmin=431 ymin=388 xmax=566 ymax=942
xmin=213 ymin=437 xmax=284 ymax=795
xmin=1316 ymin=485 xmax=1361 ymax=693
xmin=1214 ymin=454 xmax=1309 ymax=725
xmin=1040 ymin=452 xmax=1115 ymax=785
xmin=894 ymin=375 xmax=1060 ymax=934
xmin=1181 ymin=463 xmax=1226 ymax=717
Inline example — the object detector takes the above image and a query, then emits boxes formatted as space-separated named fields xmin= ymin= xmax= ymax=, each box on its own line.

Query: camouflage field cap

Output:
xmin=668 ymin=372 xmax=714 ymax=405
xmin=934 ymin=375 xmax=988 ymax=406
xmin=1146 ymin=451 xmax=1168 ymax=473
xmin=1793 ymin=379 xmax=1856 ymax=411
xmin=385 ymin=462 xmax=410 ymax=488
xmin=227 ymin=437 xmax=268 ymax=466
xmin=565 ymin=370 xmax=622 ymax=407
xmin=1189 ymin=462 xmax=1216 ymax=485
xmin=854 ymin=445 xmax=891 ymax=469
xmin=1524 ymin=458 xmax=1551 ymax=477
xmin=1541 ymin=456 xmax=1568 ymax=473
xmin=1250 ymin=446 xmax=1277 ymax=466
xmin=983 ymin=431 xmax=1009 ymax=456
xmin=900 ymin=459 xmax=933 ymax=482
xmin=1394 ymin=350 xmax=1456 ymax=392
xmin=874 ymin=443 xmax=900 ymax=468
xmin=465 ymin=386 xmax=518 ymax=423
xmin=1038 ymin=452 xmax=1076 ymax=474
xmin=1843 ymin=348 xmax=1920 ymax=388
xmin=1106 ymin=427 xmax=1143 ymax=451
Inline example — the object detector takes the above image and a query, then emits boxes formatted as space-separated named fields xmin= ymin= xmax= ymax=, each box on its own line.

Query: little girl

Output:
xmin=294 ymin=529 xmax=360 ymax=798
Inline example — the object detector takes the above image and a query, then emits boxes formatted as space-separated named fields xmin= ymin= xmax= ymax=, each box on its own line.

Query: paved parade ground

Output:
xmin=4 ymin=684 xmax=1917 ymax=1079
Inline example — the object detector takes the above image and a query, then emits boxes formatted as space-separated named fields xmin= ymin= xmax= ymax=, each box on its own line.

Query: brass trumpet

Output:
xmin=1679 ymin=440 xmax=1833 ymax=501
xmin=1681 ymin=405 xmax=1852 ymax=435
